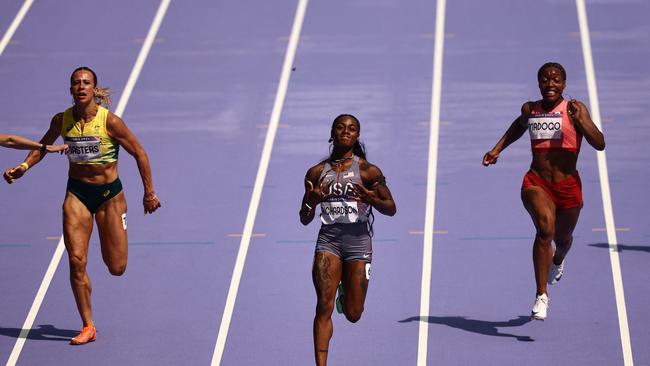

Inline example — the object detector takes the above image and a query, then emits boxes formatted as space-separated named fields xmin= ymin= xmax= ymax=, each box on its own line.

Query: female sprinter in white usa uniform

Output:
xmin=3 ymin=66 xmax=161 ymax=345
xmin=300 ymin=114 xmax=396 ymax=366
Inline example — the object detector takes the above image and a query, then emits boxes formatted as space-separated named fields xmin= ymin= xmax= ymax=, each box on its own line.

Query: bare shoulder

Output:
xmin=106 ymin=111 xmax=125 ymax=126
xmin=306 ymin=161 xmax=326 ymax=181
xmin=359 ymin=159 xmax=384 ymax=182
xmin=359 ymin=159 xmax=381 ymax=173
xmin=50 ymin=112 xmax=64 ymax=127
xmin=521 ymin=101 xmax=534 ymax=115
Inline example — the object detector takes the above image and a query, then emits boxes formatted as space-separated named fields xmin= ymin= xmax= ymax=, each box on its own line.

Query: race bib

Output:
xmin=320 ymin=201 xmax=359 ymax=225
xmin=65 ymin=136 xmax=101 ymax=162
xmin=528 ymin=113 xmax=563 ymax=140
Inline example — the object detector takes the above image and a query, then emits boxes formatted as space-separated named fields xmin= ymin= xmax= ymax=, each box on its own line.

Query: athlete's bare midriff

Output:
xmin=530 ymin=150 xmax=578 ymax=182
xmin=68 ymin=161 xmax=118 ymax=184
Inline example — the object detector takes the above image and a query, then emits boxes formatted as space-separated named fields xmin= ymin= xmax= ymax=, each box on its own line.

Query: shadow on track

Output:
xmin=0 ymin=324 xmax=77 ymax=341
xmin=399 ymin=315 xmax=534 ymax=342
xmin=589 ymin=243 xmax=650 ymax=253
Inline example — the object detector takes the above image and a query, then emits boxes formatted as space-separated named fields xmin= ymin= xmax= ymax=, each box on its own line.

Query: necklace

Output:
xmin=329 ymin=156 xmax=353 ymax=166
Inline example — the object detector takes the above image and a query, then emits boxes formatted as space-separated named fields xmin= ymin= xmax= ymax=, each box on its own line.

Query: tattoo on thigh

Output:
xmin=318 ymin=349 xmax=328 ymax=354
xmin=314 ymin=255 xmax=332 ymax=291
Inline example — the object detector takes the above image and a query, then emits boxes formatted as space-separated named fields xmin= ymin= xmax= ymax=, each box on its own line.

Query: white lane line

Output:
xmin=0 ymin=0 xmax=33 ymax=56
xmin=575 ymin=1 xmax=634 ymax=365
xmin=209 ymin=1 xmax=309 ymax=364
xmin=115 ymin=0 xmax=172 ymax=117
xmin=418 ymin=0 xmax=446 ymax=365
xmin=4 ymin=2 xmax=171 ymax=365
xmin=5 ymin=238 xmax=65 ymax=366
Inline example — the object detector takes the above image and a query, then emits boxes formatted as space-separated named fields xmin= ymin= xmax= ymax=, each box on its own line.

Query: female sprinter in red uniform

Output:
xmin=4 ymin=66 xmax=161 ymax=344
xmin=300 ymin=114 xmax=396 ymax=365
xmin=483 ymin=62 xmax=605 ymax=320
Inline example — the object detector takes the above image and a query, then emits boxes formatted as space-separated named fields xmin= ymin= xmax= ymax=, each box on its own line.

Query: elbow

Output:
xmin=386 ymin=205 xmax=397 ymax=217
xmin=132 ymin=146 xmax=148 ymax=161
xmin=299 ymin=214 xmax=310 ymax=226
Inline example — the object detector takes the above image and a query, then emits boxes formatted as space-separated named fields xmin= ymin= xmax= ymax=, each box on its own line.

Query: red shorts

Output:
xmin=521 ymin=170 xmax=583 ymax=209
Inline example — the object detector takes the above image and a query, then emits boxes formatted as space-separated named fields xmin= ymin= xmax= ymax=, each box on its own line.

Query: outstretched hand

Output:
xmin=482 ymin=150 xmax=499 ymax=166
xmin=46 ymin=144 xmax=68 ymax=154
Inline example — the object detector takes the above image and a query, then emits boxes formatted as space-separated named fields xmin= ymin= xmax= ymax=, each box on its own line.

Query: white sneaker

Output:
xmin=531 ymin=293 xmax=549 ymax=321
xmin=548 ymin=260 xmax=564 ymax=285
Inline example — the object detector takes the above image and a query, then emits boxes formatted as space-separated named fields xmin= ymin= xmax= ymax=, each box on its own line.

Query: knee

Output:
xmin=68 ymin=253 xmax=87 ymax=273
xmin=315 ymin=298 xmax=334 ymax=318
xmin=344 ymin=306 xmax=364 ymax=323
xmin=555 ymin=235 xmax=573 ymax=247
xmin=535 ymin=218 xmax=555 ymax=243
xmin=108 ymin=263 xmax=126 ymax=276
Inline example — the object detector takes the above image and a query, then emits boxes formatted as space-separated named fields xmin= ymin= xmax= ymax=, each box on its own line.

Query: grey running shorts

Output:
xmin=315 ymin=222 xmax=372 ymax=262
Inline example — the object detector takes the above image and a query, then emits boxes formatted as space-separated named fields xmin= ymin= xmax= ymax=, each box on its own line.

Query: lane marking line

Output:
xmin=0 ymin=0 xmax=33 ymax=56
xmin=4 ymin=2 xmax=171 ymax=365
xmin=418 ymin=0 xmax=446 ymax=365
xmin=592 ymin=227 xmax=630 ymax=232
xmin=576 ymin=1 xmax=633 ymax=365
xmin=115 ymin=0 xmax=172 ymax=118
xmin=5 ymin=238 xmax=65 ymax=366
xmin=226 ymin=233 xmax=267 ymax=238
xmin=209 ymin=1 xmax=309 ymax=365
xmin=409 ymin=230 xmax=448 ymax=235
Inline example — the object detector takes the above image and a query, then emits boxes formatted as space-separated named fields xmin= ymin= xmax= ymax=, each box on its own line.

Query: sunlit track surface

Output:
xmin=587 ymin=1 xmax=650 ymax=364
xmin=0 ymin=1 xmax=647 ymax=365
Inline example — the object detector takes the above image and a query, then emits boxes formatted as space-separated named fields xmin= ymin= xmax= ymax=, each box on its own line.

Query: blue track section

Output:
xmin=425 ymin=1 xmax=623 ymax=365
xmin=588 ymin=1 xmax=650 ymax=365
xmin=0 ymin=1 xmax=648 ymax=365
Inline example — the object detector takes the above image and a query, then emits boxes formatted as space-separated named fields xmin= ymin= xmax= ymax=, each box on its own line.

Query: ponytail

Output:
xmin=93 ymin=87 xmax=112 ymax=108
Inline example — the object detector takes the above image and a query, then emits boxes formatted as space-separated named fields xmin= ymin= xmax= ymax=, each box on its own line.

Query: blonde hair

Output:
xmin=94 ymin=87 xmax=112 ymax=108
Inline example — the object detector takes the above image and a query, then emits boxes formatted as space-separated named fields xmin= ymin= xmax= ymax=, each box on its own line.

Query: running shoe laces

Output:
xmin=70 ymin=325 xmax=96 ymax=345
xmin=531 ymin=293 xmax=549 ymax=321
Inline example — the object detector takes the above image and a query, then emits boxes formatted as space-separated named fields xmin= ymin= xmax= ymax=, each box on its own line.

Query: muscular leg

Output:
xmin=522 ymin=187 xmax=556 ymax=296
xmin=312 ymin=251 xmax=342 ymax=366
xmin=62 ymin=192 xmax=95 ymax=327
xmin=553 ymin=206 xmax=581 ymax=264
xmin=340 ymin=260 xmax=369 ymax=323
xmin=95 ymin=192 xmax=128 ymax=275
